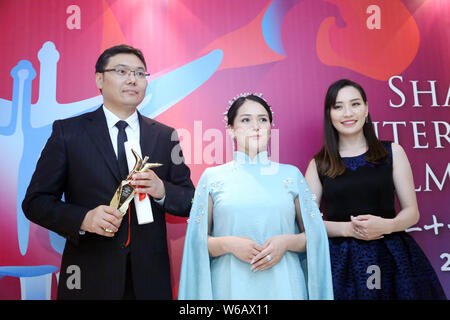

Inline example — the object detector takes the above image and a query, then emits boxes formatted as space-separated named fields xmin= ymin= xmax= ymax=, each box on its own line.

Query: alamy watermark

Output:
xmin=171 ymin=121 xmax=281 ymax=175
xmin=366 ymin=265 xmax=381 ymax=290
xmin=66 ymin=265 xmax=81 ymax=290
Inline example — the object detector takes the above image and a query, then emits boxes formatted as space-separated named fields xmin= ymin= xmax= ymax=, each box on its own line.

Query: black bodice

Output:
xmin=319 ymin=141 xmax=395 ymax=222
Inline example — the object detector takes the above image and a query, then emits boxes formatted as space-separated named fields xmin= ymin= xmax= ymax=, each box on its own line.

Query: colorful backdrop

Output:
xmin=0 ymin=0 xmax=448 ymax=300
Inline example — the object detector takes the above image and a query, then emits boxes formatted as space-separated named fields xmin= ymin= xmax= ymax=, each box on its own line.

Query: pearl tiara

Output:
xmin=223 ymin=92 xmax=274 ymax=125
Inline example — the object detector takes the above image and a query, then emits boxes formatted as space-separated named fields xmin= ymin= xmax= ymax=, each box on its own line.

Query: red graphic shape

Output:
xmin=316 ymin=0 xmax=420 ymax=80
xmin=101 ymin=0 xmax=126 ymax=51
xmin=201 ymin=2 xmax=285 ymax=70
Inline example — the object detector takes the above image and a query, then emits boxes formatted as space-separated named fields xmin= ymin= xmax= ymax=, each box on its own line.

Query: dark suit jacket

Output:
xmin=22 ymin=106 xmax=194 ymax=299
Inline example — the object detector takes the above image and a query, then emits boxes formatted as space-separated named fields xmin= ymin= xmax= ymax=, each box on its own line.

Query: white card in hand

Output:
xmin=124 ymin=140 xmax=154 ymax=224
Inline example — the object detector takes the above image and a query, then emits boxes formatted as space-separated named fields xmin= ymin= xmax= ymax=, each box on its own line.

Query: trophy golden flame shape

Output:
xmin=110 ymin=149 xmax=163 ymax=216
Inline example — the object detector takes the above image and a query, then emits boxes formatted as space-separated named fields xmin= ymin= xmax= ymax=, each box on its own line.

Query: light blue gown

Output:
xmin=178 ymin=151 xmax=333 ymax=300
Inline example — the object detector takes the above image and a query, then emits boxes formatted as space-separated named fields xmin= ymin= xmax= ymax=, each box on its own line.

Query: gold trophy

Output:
xmin=110 ymin=149 xmax=163 ymax=216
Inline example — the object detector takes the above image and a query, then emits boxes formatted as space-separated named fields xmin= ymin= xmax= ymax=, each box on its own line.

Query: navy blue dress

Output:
xmin=319 ymin=141 xmax=446 ymax=300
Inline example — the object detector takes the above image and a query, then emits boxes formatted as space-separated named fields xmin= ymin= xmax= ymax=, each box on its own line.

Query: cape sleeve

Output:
xmin=295 ymin=168 xmax=334 ymax=300
xmin=178 ymin=169 xmax=213 ymax=299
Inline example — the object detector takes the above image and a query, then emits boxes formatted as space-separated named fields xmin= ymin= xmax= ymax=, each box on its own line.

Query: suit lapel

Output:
xmin=138 ymin=112 xmax=160 ymax=162
xmin=83 ymin=106 xmax=122 ymax=183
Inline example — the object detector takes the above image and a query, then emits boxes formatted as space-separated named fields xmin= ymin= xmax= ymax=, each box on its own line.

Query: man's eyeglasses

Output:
xmin=102 ymin=67 xmax=150 ymax=80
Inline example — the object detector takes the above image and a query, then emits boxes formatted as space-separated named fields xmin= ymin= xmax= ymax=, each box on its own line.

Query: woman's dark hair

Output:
xmin=95 ymin=44 xmax=147 ymax=73
xmin=314 ymin=79 xmax=388 ymax=178
xmin=227 ymin=94 xmax=273 ymax=126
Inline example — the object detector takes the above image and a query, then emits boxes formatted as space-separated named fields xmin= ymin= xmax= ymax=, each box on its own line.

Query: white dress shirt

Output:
xmin=102 ymin=105 xmax=165 ymax=204
xmin=80 ymin=106 xmax=163 ymax=234
xmin=103 ymin=105 xmax=140 ymax=158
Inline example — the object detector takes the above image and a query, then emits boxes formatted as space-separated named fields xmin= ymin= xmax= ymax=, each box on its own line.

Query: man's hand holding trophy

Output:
xmin=110 ymin=149 xmax=163 ymax=216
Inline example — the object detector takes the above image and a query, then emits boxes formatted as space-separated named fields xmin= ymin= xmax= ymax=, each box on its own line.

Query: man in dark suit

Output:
xmin=22 ymin=44 xmax=195 ymax=299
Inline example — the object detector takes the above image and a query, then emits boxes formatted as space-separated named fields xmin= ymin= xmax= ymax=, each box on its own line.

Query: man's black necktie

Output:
xmin=116 ymin=120 xmax=129 ymax=180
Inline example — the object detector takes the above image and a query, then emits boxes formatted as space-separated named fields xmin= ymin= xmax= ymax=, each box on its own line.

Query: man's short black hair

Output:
xmin=95 ymin=44 xmax=147 ymax=73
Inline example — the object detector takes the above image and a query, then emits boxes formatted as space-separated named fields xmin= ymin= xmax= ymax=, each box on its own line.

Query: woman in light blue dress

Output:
xmin=178 ymin=93 xmax=333 ymax=300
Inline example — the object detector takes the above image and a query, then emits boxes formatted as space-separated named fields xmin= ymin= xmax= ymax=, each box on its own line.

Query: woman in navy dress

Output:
xmin=305 ymin=79 xmax=446 ymax=299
